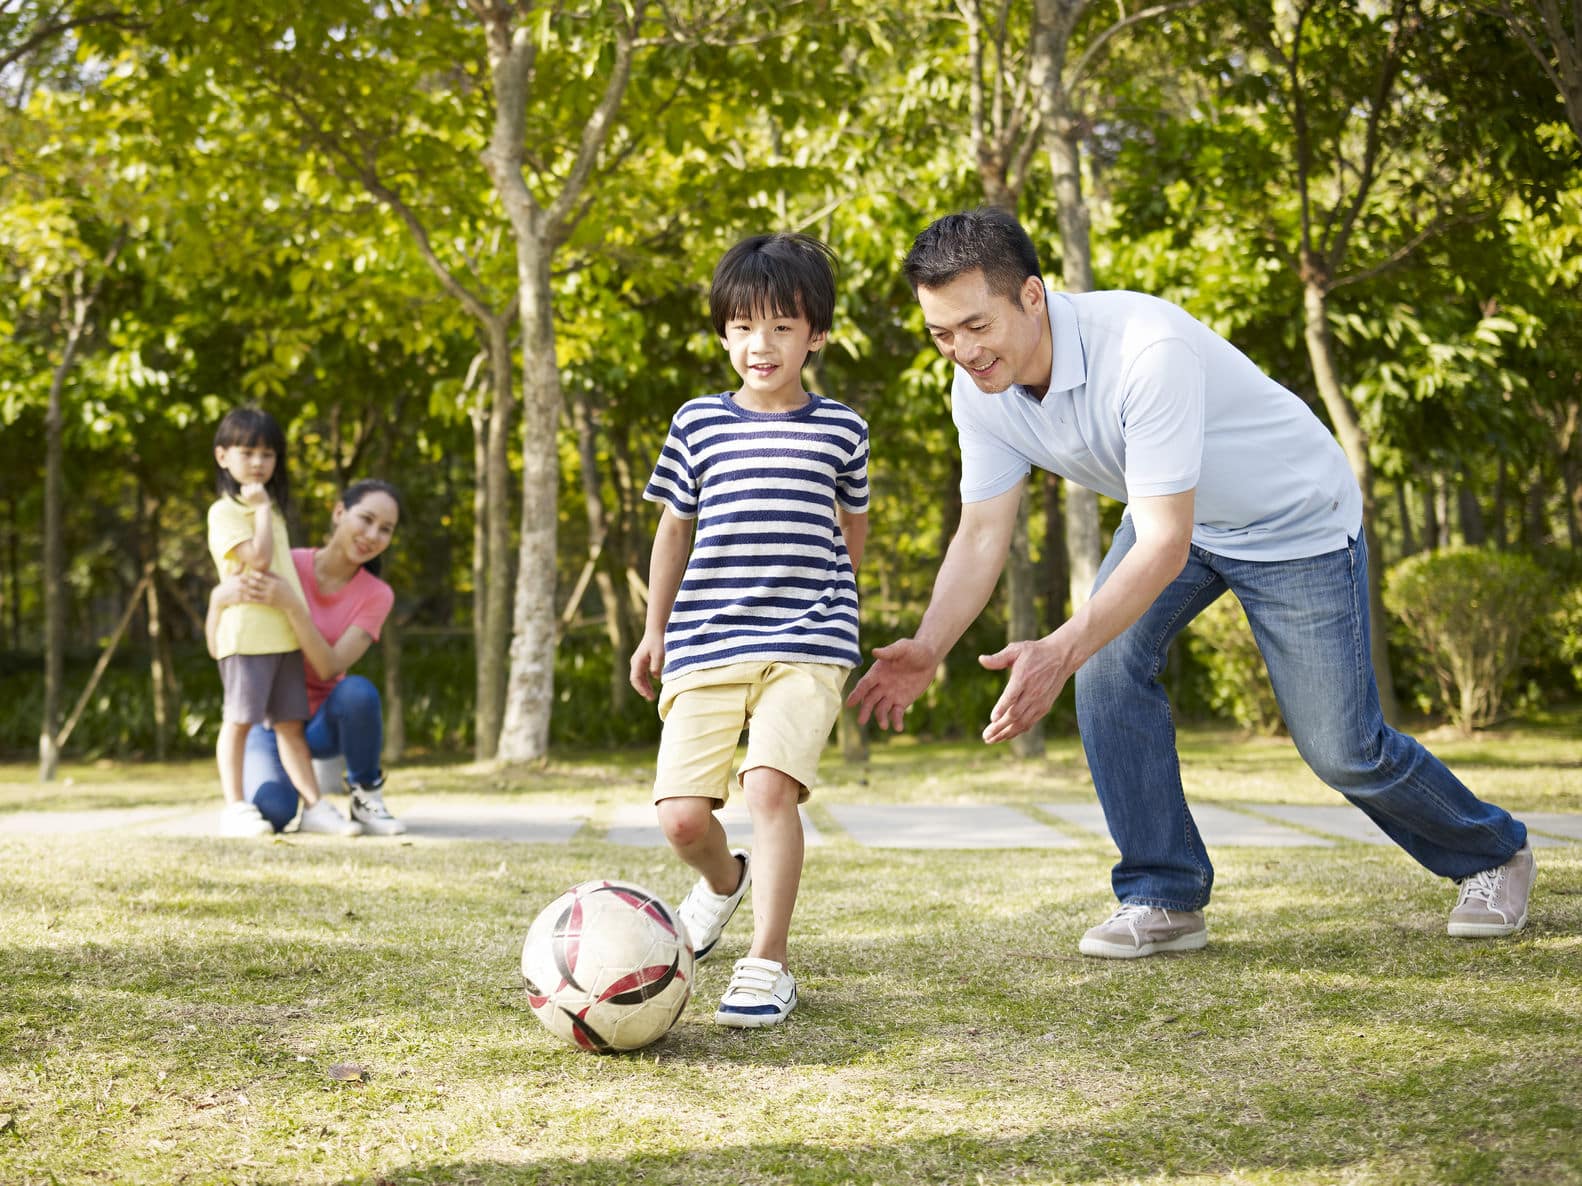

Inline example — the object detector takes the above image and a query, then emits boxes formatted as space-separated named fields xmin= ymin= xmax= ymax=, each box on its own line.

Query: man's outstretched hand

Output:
xmin=978 ymin=638 xmax=1070 ymax=744
xmin=846 ymin=638 xmax=938 ymax=732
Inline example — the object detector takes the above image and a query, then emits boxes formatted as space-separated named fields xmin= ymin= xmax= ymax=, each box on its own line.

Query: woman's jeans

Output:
xmin=1073 ymin=522 xmax=1527 ymax=910
xmin=244 ymin=675 xmax=384 ymax=831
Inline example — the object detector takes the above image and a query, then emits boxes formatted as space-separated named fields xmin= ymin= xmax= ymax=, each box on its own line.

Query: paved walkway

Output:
xmin=5 ymin=799 xmax=1581 ymax=849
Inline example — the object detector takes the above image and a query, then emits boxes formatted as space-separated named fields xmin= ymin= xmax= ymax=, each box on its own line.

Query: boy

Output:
xmin=629 ymin=232 xmax=869 ymax=1027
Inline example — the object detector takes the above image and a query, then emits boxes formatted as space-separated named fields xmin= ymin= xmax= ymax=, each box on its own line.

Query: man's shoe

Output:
xmin=679 ymin=849 xmax=750 ymax=961
xmin=220 ymin=800 xmax=274 ymax=838
xmin=349 ymin=787 xmax=407 ymax=836
xmin=297 ymin=798 xmax=363 ymax=837
xmin=1449 ymin=843 xmax=1535 ymax=937
xmin=1079 ymin=903 xmax=1208 ymax=959
xmin=714 ymin=957 xmax=796 ymax=1028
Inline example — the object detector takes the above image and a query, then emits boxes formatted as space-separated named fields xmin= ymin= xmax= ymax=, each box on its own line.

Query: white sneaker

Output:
xmin=349 ymin=788 xmax=407 ymax=836
xmin=297 ymin=798 xmax=363 ymax=837
xmin=219 ymin=800 xmax=274 ymax=838
xmin=1078 ymin=903 xmax=1208 ymax=959
xmin=678 ymin=849 xmax=750 ymax=961
xmin=715 ymin=957 xmax=796 ymax=1028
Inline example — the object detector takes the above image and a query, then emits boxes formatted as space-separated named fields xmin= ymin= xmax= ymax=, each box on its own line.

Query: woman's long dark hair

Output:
xmin=213 ymin=406 xmax=291 ymax=512
xmin=340 ymin=479 xmax=403 ymax=577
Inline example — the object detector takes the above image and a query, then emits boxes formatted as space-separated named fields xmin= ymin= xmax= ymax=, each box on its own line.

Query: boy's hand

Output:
xmin=847 ymin=638 xmax=938 ymax=732
xmin=628 ymin=634 xmax=664 ymax=701
xmin=240 ymin=482 xmax=270 ymax=508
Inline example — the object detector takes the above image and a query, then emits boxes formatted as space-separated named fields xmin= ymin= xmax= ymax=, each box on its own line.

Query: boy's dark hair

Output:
xmin=214 ymin=406 xmax=291 ymax=511
xmin=903 ymin=207 xmax=1043 ymax=308
xmin=340 ymin=479 xmax=403 ymax=577
xmin=709 ymin=232 xmax=838 ymax=338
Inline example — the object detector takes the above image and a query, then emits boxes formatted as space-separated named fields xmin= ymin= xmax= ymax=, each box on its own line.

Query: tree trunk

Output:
xmin=497 ymin=236 xmax=560 ymax=763
xmin=1457 ymin=481 xmax=1486 ymax=547
xmin=476 ymin=320 xmax=515 ymax=759
xmin=1396 ymin=484 xmax=1419 ymax=557
xmin=1419 ymin=478 xmax=1439 ymax=552
xmin=1300 ymin=278 xmax=1398 ymax=725
xmin=384 ymin=613 xmax=405 ymax=763
xmin=40 ymin=274 xmax=96 ymax=781
xmin=570 ymin=396 xmax=630 ymax=713
xmin=40 ymin=326 xmax=70 ymax=781
xmin=142 ymin=497 xmax=177 ymax=762
xmin=1042 ymin=473 xmax=1069 ymax=625
xmin=1008 ymin=486 xmax=1045 ymax=758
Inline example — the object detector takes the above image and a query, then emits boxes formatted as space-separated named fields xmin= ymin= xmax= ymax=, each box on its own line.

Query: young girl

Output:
xmin=207 ymin=407 xmax=360 ymax=838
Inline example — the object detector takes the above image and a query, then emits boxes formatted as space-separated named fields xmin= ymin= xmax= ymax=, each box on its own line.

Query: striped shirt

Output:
xmin=644 ymin=392 xmax=870 ymax=678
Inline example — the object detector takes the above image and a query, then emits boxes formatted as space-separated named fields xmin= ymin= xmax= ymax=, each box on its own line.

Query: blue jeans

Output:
xmin=244 ymin=675 xmax=384 ymax=831
xmin=1073 ymin=522 xmax=1526 ymax=910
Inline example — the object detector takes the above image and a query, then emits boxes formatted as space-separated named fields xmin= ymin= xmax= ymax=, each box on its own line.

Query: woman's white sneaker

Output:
xmin=349 ymin=788 xmax=407 ymax=836
xmin=1448 ymin=843 xmax=1535 ymax=937
xmin=714 ymin=957 xmax=796 ymax=1028
xmin=297 ymin=798 xmax=363 ymax=836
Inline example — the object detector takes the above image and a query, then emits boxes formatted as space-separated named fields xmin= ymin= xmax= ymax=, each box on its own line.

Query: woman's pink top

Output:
xmin=291 ymin=548 xmax=395 ymax=715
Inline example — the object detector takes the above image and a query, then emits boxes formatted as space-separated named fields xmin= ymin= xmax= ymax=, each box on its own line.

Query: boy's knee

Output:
xmin=741 ymin=767 xmax=801 ymax=812
xmin=656 ymin=796 xmax=715 ymax=848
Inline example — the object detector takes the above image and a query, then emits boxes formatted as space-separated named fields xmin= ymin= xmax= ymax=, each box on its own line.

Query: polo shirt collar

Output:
xmin=1041 ymin=288 xmax=1085 ymax=396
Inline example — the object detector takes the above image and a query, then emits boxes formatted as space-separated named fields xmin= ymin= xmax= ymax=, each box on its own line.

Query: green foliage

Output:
xmin=1184 ymin=595 xmax=1285 ymax=736
xmin=1384 ymin=547 xmax=1554 ymax=732
xmin=1551 ymin=583 xmax=1582 ymax=694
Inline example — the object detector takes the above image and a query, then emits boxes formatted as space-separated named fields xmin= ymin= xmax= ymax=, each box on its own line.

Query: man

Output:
xmin=848 ymin=207 xmax=1534 ymax=958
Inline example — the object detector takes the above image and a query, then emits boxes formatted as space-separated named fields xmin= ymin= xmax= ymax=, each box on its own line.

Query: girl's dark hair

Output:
xmin=903 ymin=207 xmax=1044 ymax=307
xmin=339 ymin=479 xmax=402 ymax=576
xmin=709 ymin=232 xmax=838 ymax=338
xmin=213 ymin=406 xmax=291 ymax=511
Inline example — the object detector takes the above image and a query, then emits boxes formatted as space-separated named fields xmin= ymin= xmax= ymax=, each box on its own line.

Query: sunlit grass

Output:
xmin=1 ymin=721 xmax=1579 ymax=1185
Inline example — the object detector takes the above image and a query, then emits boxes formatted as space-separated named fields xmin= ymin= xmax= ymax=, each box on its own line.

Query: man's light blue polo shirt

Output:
xmin=953 ymin=287 xmax=1362 ymax=562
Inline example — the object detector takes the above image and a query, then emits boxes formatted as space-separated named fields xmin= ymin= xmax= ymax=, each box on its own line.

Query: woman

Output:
xmin=207 ymin=478 xmax=406 ymax=836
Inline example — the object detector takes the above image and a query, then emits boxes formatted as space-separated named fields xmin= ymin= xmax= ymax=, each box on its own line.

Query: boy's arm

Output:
xmin=839 ymin=507 xmax=868 ymax=573
xmin=628 ymin=508 xmax=694 ymax=701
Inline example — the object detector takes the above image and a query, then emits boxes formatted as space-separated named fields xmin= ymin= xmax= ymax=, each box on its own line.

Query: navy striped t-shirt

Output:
xmin=643 ymin=392 xmax=870 ymax=679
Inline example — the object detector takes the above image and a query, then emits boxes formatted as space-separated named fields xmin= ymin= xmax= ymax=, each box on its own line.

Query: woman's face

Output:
xmin=331 ymin=492 xmax=399 ymax=567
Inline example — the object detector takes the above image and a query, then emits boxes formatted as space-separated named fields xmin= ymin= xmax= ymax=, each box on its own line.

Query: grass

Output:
xmin=1 ymin=715 xmax=1579 ymax=1185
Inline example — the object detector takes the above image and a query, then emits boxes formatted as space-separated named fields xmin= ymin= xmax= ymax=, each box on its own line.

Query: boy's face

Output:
xmin=215 ymin=442 xmax=277 ymax=489
xmin=719 ymin=307 xmax=827 ymax=406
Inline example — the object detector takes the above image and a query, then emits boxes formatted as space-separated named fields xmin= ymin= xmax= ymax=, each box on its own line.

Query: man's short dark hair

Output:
xmin=710 ymin=232 xmax=837 ymax=338
xmin=903 ymin=208 xmax=1043 ymax=307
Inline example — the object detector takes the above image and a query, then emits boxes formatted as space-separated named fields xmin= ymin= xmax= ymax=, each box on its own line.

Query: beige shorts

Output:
xmin=654 ymin=660 xmax=848 ymax=806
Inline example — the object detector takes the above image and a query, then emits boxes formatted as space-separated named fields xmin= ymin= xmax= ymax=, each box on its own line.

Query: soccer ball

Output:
xmin=521 ymin=878 xmax=694 ymax=1053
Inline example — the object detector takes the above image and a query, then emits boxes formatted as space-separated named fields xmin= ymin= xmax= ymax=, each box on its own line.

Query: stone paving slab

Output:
xmin=1519 ymin=812 xmax=1582 ymax=842
xmin=602 ymin=802 xmax=823 ymax=847
xmin=1042 ymin=801 xmax=1332 ymax=849
xmin=1238 ymin=803 xmax=1395 ymax=846
xmin=5 ymin=799 xmax=1580 ymax=849
xmin=827 ymin=803 xmax=1078 ymax=849
xmin=2 ymin=806 xmax=193 ymax=835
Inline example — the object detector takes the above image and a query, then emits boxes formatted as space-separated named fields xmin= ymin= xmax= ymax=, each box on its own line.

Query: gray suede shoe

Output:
xmin=1079 ymin=903 xmax=1207 ymax=959
xmin=1449 ymin=843 xmax=1535 ymax=938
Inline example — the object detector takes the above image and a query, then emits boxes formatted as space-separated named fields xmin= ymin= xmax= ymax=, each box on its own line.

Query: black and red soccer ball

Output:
xmin=521 ymin=879 xmax=694 ymax=1053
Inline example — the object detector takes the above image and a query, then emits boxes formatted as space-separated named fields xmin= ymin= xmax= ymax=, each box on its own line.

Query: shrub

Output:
xmin=1384 ymin=547 xmax=1553 ymax=733
xmin=1555 ymin=583 xmax=1582 ymax=694
xmin=1183 ymin=593 xmax=1285 ymax=735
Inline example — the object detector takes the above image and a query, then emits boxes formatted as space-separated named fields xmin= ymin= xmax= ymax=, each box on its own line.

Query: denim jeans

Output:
xmin=1073 ymin=521 xmax=1526 ymax=910
xmin=244 ymin=674 xmax=384 ymax=831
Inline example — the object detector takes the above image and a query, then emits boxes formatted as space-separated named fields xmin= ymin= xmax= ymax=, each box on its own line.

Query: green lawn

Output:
xmin=2 ymin=719 xmax=1579 ymax=1185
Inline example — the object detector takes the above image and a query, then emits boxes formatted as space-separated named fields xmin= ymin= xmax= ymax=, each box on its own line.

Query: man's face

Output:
xmin=916 ymin=270 xmax=1049 ymax=394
